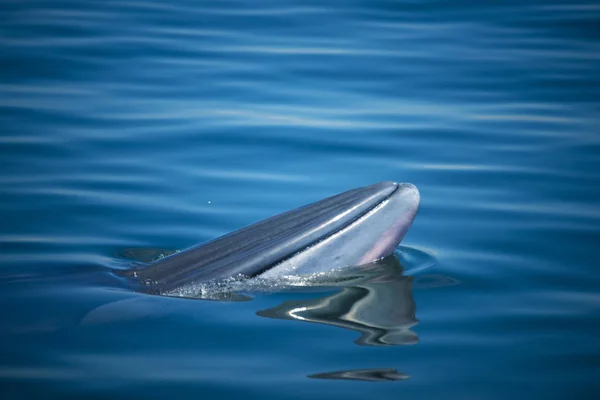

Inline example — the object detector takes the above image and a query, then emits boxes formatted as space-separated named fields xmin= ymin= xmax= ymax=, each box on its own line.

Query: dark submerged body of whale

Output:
xmin=130 ymin=181 xmax=420 ymax=294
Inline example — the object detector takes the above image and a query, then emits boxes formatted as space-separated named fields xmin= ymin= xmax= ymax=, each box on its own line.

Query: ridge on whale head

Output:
xmin=130 ymin=181 xmax=420 ymax=294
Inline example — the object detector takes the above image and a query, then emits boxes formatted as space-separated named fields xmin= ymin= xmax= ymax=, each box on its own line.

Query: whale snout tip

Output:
xmin=397 ymin=182 xmax=420 ymax=199
xmin=389 ymin=182 xmax=420 ymax=209
xmin=367 ymin=181 xmax=420 ymax=212
xmin=389 ymin=182 xmax=420 ymax=230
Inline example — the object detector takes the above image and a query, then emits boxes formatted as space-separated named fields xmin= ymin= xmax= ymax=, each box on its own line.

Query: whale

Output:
xmin=127 ymin=181 xmax=420 ymax=295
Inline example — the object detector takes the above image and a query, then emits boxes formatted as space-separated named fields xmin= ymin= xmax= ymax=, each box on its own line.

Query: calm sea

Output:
xmin=1 ymin=1 xmax=599 ymax=399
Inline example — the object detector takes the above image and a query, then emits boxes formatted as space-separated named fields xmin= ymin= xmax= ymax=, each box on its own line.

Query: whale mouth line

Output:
xmin=250 ymin=183 xmax=401 ymax=278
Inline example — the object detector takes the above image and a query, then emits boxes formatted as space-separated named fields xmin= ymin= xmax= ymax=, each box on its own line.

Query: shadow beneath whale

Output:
xmin=308 ymin=368 xmax=409 ymax=382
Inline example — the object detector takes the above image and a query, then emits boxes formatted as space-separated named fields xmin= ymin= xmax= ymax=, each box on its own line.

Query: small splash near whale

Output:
xmin=115 ymin=247 xmax=179 ymax=263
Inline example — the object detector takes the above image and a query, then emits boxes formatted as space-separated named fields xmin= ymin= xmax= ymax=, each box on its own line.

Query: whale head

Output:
xmin=259 ymin=182 xmax=420 ymax=278
xmin=131 ymin=181 xmax=420 ymax=293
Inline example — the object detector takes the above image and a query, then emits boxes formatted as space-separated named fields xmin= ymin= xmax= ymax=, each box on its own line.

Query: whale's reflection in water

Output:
xmin=251 ymin=251 xmax=458 ymax=382
xmin=257 ymin=256 xmax=419 ymax=346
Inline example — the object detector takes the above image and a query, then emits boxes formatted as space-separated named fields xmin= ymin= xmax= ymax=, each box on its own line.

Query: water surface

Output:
xmin=1 ymin=0 xmax=599 ymax=399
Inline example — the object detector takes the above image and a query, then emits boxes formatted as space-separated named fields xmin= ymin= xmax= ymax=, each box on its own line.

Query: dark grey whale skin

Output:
xmin=130 ymin=181 xmax=419 ymax=293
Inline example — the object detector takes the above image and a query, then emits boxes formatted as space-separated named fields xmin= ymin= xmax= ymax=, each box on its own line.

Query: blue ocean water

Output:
xmin=1 ymin=0 xmax=599 ymax=398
